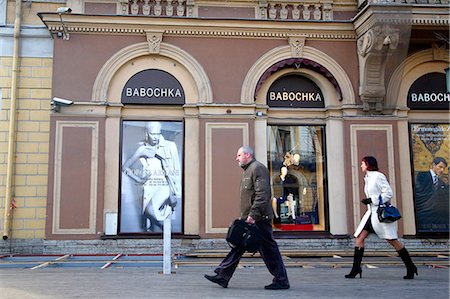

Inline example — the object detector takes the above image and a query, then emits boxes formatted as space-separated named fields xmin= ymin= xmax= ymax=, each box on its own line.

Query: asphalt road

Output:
xmin=1 ymin=264 xmax=448 ymax=299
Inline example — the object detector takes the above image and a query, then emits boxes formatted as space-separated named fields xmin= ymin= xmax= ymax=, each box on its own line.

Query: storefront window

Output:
xmin=267 ymin=125 xmax=327 ymax=231
xmin=119 ymin=120 xmax=183 ymax=234
xmin=411 ymin=123 xmax=449 ymax=233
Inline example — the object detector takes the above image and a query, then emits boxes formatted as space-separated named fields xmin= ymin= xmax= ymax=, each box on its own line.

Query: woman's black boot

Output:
xmin=398 ymin=247 xmax=418 ymax=279
xmin=345 ymin=247 xmax=364 ymax=278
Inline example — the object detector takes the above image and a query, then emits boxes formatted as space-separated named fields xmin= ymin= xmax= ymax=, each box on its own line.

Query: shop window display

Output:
xmin=268 ymin=125 xmax=327 ymax=231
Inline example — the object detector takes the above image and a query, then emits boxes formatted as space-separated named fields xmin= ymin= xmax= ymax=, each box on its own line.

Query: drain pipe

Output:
xmin=3 ymin=0 xmax=22 ymax=240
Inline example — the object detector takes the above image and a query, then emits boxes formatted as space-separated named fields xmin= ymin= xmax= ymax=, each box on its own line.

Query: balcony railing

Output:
xmin=118 ymin=0 xmax=447 ymax=20
xmin=358 ymin=0 xmax=449 ymax=7
xmin=119 ymin=0 xmax=334 ymax=20
xmin=259 ymin=1 xmax=334 ymax=21
xmin=119 ymin=0 xmax=195 ymax=17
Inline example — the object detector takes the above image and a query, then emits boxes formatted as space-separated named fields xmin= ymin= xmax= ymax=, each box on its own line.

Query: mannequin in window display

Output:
xmin=277 ymin=152 xmax=317 ymax=225
xmin=122 ymin=121 xmax=181 ymax=232
xmin=272 ymin=166 xmax=299 ymax=224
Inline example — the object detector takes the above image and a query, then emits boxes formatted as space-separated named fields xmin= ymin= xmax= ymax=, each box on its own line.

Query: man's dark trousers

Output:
xmin=214 ymin=220 xmax=289 ymax=285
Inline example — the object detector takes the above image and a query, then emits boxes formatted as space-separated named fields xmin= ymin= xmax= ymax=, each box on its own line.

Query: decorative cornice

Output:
xmin=47 ymin=25 xmax=356 ymax=39
xmin=38 ymin=13 xmax=356 ymax=40
xmin=353 ymin=4 xmax=450 ymax=36
xmin=162 ymin=29 xmax=355 ymax=39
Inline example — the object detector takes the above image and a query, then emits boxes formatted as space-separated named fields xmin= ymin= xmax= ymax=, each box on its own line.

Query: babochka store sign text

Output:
xmin=267 ymin=74 xmax=324 ymax=108
xmin=122 ymin=69 xmax=185 ymax=105
xmin=407 ymin=72 xmax=449 ymax=110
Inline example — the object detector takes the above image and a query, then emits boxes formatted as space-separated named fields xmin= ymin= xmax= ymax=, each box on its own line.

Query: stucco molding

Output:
xmin=38 ymin=13 xmax=356 ymax=40
xmin=145 ymin=31 xmax=164 ymax=53
xmin=386 ymin=48 xmax=449 ymax=109
xmin=241 ymin=45 xmax=355 ymax=106
xmin=205 ymin=122 xmax=249 ymax=234
xmin=353 ymin=5 xmax=450 ymax=36
xmin=350 ymin=124 xmax=396 ymax=231
xmin=92 ymin=42 xmax=213 ymax=104
xmin=289 ymin=36 xmax=306 ymax=57
xmin=357 ymin=24 xmax=399 ymax=113
xmin=52 ymin=121 xmax=99 ymax=235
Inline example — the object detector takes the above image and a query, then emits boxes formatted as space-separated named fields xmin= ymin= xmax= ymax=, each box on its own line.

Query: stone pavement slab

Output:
xmin=0 ymin=265 xmax=448 ymax=299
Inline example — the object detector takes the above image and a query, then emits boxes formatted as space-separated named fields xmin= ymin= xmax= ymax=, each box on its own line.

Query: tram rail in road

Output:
xmin=0 ymin=250 xmax=448 ymax=269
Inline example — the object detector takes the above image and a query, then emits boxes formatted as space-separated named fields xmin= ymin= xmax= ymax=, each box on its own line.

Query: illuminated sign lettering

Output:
xmin=122 ymin=69 xmax=185 ymax=105
xmin=407 ymin=73 xmax=449 ymax=110
xmin=267 ymin=75 xmax=324 ymax=108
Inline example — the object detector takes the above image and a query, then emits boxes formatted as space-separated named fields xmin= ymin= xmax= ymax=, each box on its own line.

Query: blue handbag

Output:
xmin=377 ymin=195 xmax=401 ymax=223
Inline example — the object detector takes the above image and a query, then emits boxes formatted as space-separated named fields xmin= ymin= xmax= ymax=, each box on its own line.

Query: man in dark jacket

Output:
xmin=204 ymin=146 xmax=290 ymax=290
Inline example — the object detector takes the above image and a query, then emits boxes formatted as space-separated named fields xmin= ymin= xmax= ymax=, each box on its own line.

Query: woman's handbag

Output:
xmin=226 ymin=219 xmax=262 ymax=253
xmin=377 ymin=195 xmax=401 ymax=223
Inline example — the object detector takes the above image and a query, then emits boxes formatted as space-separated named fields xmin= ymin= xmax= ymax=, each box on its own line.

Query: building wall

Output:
xmin=0 ymin=0 xmax=56 ymax=239
xmin=1 ymin=1 xmax=448 ymax=246
xmin=0 ymin=56 xmax=52 ymax=239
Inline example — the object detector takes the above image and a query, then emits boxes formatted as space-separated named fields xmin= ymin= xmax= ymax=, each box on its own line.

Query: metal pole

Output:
xmin=3 ymin=0 xmax=22 ymax=240
xmin=163 ymin=213 xmax=171 ymax=275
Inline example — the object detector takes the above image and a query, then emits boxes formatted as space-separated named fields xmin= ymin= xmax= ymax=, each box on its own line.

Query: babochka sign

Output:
xmin=267 ymin=74 xmax=324 ymax=108
xmin=122 ymin=69 xmax=185 ymax=105
xmin=407 ymin=72 xmax=449 ymax=110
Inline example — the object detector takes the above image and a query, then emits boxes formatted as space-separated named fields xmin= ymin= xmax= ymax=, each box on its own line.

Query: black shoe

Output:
xmin=204 ymin=274 xmax=228 ymax=288
xmin=345 ymin=267 xmax=362 ymax=279
xmin=404 ymin=265 xmax=418 ymax=279
xmin=264 ymin=282 xmax=290 ymax=290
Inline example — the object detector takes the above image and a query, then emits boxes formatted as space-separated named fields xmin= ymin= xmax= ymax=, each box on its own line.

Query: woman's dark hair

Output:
xmin=362 ymin=156 xmax=379 ymax=171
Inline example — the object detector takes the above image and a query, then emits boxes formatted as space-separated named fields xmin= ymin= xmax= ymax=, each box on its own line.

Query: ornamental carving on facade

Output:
xmin=357 ymin=25 xmax=400 ymax=112
xmin=289 ymin=36 xmax=306 ymax=58
xmin=146 ymin=32 xmax=163 ymax=53
xmin=258 ymin=1 xmax=333 ymax=20
xmin=121 ymin=0 xmax=194 ymax=17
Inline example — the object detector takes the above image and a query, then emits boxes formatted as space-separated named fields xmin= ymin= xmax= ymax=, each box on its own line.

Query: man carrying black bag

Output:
xmin=204 ymin=146 xmax=290 ymax=290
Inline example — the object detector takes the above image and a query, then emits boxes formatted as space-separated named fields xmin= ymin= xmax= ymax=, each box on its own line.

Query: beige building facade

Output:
xmin=0 ymin=0 xmax=448 ymax=253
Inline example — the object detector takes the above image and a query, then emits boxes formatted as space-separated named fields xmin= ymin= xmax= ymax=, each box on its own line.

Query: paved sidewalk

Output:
xmin=1 ymin=265 xmax=448 ymax=298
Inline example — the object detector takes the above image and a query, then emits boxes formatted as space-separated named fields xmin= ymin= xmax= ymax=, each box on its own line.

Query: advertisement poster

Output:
xmin=411 ymin=124 xmax=449 ymax=233
xmin=120 ymin=121 xmax=183 ymax=233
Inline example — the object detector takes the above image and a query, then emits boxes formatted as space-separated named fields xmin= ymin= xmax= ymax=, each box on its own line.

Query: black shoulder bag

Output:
xmin=226 ymin=219 xmax=262 ymax=253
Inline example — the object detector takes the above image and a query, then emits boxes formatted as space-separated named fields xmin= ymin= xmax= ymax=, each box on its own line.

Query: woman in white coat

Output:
xmin=345 ymin=156 xmax=418 ymax=279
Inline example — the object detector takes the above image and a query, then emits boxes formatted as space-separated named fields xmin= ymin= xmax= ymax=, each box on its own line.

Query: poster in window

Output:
xmin=120 ymin=121 xmax=183 ymax=233
xmin=411 ymin=124 xmax=449 ymax=233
